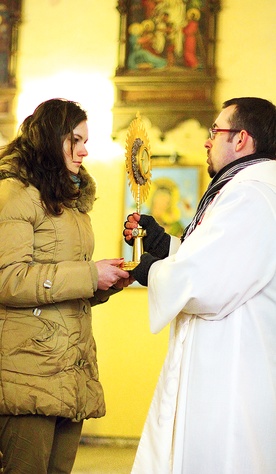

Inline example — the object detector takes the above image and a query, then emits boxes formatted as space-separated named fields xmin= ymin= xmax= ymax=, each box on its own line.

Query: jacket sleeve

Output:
xmin=89 ymin=287 xmax=122 ymax=307
xmin=0 ymin=181 xmax=98 ymax=307
xmin=148 ymin=181 xmax=276 ymax=333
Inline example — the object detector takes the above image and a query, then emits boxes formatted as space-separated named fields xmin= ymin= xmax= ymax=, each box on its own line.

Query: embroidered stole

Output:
xmin=181 ymin=154 xmax=273 ymax=243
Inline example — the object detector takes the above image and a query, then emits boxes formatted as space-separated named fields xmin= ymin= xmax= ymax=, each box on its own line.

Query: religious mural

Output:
xmin=0 ymin=1 xmax=21 ymax=86
xmin=126 ymin=0 xmax=209 ymax=71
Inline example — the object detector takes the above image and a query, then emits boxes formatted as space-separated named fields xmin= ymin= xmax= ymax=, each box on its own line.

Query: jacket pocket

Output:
xmin=2 ymin=313 xmax=69 ymax=376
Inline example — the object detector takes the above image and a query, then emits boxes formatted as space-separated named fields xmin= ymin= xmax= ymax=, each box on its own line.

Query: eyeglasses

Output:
xmin=208 ymin=128 xmax=241 ymax=140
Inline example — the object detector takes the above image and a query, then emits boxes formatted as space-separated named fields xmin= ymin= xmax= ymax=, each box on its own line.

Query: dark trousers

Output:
xmin=0 ymin=415 xmax=83 ymax=473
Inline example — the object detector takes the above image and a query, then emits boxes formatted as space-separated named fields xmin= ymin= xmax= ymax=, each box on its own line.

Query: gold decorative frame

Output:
xmin=112 ymin=0 xmax=221 ymax=139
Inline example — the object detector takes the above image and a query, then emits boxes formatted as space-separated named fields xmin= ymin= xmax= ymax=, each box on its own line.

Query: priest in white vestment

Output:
xmin=124 ymin=97 xmax=276 ymax=474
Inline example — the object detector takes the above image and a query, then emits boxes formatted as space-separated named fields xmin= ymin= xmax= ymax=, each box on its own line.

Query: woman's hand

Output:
xmin=112 ymin=274 xmax=135 ymax=289
xmin=95 ymin=258 xmax=130 ymax=290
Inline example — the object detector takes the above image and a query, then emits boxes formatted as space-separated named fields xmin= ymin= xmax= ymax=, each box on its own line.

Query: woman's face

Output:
xmin=63 ymin=120 xmax=88 ymax=174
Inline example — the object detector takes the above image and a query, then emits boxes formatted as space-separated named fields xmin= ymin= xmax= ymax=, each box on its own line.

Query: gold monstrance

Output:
xmin=123 ymin=113 xmax=151 ymax=271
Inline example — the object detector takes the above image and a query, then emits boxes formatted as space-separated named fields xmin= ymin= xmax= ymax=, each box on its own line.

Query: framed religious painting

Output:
xmin=0 ymin=0 xmax=22 ymax=142
xmin=0 ymin=0 xmax=21 ymax=86
xmin=112 ymin=0 xmax=221 ymax=139
xmin=122 ymin=159 xmax=203 ymax=285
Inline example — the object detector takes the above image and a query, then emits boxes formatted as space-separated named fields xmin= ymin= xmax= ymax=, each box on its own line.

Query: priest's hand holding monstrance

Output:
xmin=122 ymin=113 xmax=152 ymax=271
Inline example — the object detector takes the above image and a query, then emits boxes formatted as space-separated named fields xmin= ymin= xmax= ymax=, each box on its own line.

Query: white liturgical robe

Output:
xmin=131 ymin=161 xmax=276 ymax=474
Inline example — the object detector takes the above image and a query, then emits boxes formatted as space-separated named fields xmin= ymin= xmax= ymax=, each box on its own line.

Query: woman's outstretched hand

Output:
xmin=95 ymin=258 xmax=133 ymax=290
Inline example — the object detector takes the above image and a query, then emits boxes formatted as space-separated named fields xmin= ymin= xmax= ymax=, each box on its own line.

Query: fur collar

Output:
xmin=0 ymin=155 xmax=97 ymax=213
xmin=76 ymin=166 xmax=97 ymax=213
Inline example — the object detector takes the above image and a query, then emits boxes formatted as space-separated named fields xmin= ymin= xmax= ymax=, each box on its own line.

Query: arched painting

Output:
xmin=116 ymin=0 xmax=220 ymax=75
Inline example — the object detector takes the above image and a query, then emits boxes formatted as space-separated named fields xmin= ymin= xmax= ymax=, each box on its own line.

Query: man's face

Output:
xmin=204 ymin=105 xmax=238 ymax=178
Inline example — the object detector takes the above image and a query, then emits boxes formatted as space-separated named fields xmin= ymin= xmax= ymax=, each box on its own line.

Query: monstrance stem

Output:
xmin=136 ymin=184 xmax=141 ymax=214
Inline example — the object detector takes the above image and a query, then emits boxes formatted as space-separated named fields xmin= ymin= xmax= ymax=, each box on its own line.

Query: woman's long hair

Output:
xmin=0 ymin=98 xmax=88 ymax=214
